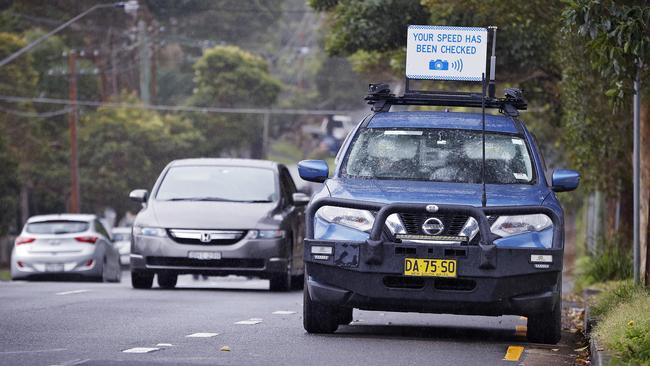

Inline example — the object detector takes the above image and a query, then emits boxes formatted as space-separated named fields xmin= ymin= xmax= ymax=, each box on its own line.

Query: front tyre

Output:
xmin=157 ymin=273 xmax=178 ymax=289
xmin=527 ymin=292 xmax=562 ymax=344
xmin=303 ymin=279 xmax=339 ymax=334
xmin=131 ymin=270 xmax=154 ymax=289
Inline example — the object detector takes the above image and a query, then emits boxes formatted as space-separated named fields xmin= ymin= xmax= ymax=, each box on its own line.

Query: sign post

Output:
xmin=406 ymin=25 xmax=488 ymax=82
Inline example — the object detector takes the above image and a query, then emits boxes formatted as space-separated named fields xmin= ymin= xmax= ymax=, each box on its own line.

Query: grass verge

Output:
xmin=0 ymin=269 xmax=10 ymax=281
xmin=592 ymin=281 xmax=650 ymax=365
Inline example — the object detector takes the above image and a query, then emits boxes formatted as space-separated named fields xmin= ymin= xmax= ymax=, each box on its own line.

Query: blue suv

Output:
xmin=298 ymin=86 xmax=579 ymax=344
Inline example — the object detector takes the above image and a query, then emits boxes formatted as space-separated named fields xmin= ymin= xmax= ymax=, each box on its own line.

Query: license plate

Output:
xmin=188 ymin=251 xmax=221 ymax=260
xmin=404 ymin=258 xmax=457 ymax=278
xmin=45 ymin=263 xmax=64 ymax=272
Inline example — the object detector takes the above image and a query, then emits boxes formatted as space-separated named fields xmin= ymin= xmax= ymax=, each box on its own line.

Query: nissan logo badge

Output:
xmin=422 ymin=217 xmax=444 ymax=235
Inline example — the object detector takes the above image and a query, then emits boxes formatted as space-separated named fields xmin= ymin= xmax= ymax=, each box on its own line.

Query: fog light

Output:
xmin=17 ymin=261 xmax=24 ymax=268
xmin=85 ymin=259 xmax=94 ymax=267
xmin=530 ymin=254 xmax=553 ymax=263
xmin=311 ymin=246 xmax=333 ymax=255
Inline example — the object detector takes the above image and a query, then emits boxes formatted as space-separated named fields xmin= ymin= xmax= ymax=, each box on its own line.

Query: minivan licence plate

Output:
xmin=188 ymin=251 xmax=221 ymax=260
xmin=404 ymin=258 xmax=457 ymax=277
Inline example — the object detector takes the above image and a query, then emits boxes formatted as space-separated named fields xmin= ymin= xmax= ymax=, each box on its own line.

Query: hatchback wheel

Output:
xmin=303 ymin=280 xmax=339 ymax=333
xmin=131 ymin=270 xmax=154 ymax=289
xmin=157 ymin=273 xmax=178 ymax=289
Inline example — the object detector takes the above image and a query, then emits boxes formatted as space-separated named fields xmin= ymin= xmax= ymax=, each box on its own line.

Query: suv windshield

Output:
xmin=344 ymin=128 xmax=534 ymax=184
xmin=156 ymin=166 xmax=278 ymax=202
xmin=26 ymin=221 xmax=90 ymax=234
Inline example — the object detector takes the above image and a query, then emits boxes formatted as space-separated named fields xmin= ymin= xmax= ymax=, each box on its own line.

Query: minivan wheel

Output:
xmin=527 ymin=292 xmax=562 ymax=344
xmin=270 ymin=270 xmax=291 ymax=292
xmin=303 ymin=280 xmax=339 ymax=333
xmin=131 ymin=270 xmax=154 ymax=289
xmin=157 ymin=273 xmax=178 ymax=289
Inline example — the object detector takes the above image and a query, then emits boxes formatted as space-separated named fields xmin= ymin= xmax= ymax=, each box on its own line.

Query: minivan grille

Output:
xmin=167 ymin=229 xmax=246 ymax=245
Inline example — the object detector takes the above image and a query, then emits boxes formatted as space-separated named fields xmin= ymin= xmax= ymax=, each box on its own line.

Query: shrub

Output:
xmin=575 ymin=238 xmax=632 ymax=291
xmin=589 ymin=281 xmax=648 ymax=319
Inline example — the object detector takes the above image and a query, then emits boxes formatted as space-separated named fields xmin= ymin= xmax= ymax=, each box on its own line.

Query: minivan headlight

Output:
xmin=133 ymin=226 xmax=166 ymax=237
xmin=316 ymin=206 xmax=375 ymax=232
xmin=490 ymin=214 xmax=552 ymax=237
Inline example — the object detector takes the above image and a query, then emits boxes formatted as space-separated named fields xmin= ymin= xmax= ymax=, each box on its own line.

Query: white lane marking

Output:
xmin=55 ymin=289 xmax=90 ymax=296
xmin=122 ymin=347 xmax=160 ymax=353
xmin=0 ymin=348 xmax=67 ymax=355
xmin=235 ymin=318 xmax=262 ymax=325
xmin=272 ymin=310 xmax=296 ymax=315
xmin=155 ymin=343 xmax=173 ymax=347
xmin=185 ymin=333 xmax=219 ymax=338
xmin=49 ymin=358 xmax=91 ymax=366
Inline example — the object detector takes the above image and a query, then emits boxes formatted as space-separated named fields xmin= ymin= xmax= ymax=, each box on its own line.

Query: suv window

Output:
xmin=343 ymin=128 xmax=534 ymax=184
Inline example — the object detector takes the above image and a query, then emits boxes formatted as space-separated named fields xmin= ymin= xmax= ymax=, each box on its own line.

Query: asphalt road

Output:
xmin=0 ymin=273 xmax=581 ymax=366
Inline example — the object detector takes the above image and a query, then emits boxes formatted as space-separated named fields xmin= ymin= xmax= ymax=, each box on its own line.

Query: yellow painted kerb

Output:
xmin=503 ymin=345 xmax=525 ymax=361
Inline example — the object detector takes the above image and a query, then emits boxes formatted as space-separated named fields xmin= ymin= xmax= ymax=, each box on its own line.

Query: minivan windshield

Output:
xmin=26 ymin=221 xmax=90 ymax=234
xmin=156 ymin=166 xmax=278 ymax=202
xmin=344 ymin=129 xmax=534 ymax=184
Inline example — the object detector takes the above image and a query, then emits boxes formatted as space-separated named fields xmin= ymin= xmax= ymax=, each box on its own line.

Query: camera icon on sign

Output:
xmin=429 ymin=59 xmax=449 ymax=71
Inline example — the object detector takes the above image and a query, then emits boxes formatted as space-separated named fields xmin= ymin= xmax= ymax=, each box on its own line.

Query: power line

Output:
xmin=0 ymin=95 xmax=354 ymax=116
xmin=0 ymin=105 xmax=71 ymax=118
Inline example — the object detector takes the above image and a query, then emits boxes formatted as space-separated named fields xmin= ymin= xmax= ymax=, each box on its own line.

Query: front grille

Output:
xmin=167 ymin=229 xmax=247 ymax=245
xmin=398 ymin=213 xmax=469 ymax=236
xmin=146 ymin=256 xmax=264 ymax=269
xmin=433 ymin=278 xmax=476 ymax=291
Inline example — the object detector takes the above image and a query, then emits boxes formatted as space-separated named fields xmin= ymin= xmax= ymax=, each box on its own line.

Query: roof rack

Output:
xmin=364 ymin=83 xmax=527 ymax=117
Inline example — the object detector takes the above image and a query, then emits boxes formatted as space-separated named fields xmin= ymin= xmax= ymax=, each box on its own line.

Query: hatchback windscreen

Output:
xmin=156 ymin=166 xmax=278 ymax=202
xmin=344 ymin=129 xmax=534 ymax=183
xmin=26 ymin=221 xmax=90 ymax=234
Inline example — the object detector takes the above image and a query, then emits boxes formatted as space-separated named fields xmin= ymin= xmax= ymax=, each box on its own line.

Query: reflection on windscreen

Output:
xmin=26 ymin=221 xmax=90 ymax=234
xmin=344 ymin=129 xmax=534 ymax=184
xmin=156 ymin=166 xmax=277 ymax=202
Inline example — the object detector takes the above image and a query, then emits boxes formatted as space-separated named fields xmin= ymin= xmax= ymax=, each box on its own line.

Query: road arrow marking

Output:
xmin=235 ymin=319 xmax=262 ymax=325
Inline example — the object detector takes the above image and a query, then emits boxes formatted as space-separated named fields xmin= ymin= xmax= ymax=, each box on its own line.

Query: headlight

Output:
xmin=251 ymin=230 xmax=286 ymax=239
xmin=490 ymin=214 xmax=552 ymax=237
xmin=133 ymin=226 xmax=166 ymax=237
xmin=316 ymin=206 xmax=375 ymax=232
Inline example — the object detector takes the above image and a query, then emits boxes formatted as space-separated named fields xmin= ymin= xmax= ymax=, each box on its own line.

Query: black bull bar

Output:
xmin=306 ymin=198 xmax=563 ymax=268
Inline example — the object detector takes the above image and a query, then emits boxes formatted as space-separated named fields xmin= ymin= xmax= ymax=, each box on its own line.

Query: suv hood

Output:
xmin=143 ymin=201 xmax=278 ymax=229
xmin=326 ymin=178 xmax=549 ymax=207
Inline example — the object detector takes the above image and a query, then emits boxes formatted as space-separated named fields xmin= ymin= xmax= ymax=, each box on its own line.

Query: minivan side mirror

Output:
xmin=129 ymin=189 xmax=149 ymax=203
xmin=298 ymin=160 xmax=329 ymax=183
xmin=292 ymin=192 xmax=310 ymax=207
xmin=551 ymin=169 xmax=580 ymax=192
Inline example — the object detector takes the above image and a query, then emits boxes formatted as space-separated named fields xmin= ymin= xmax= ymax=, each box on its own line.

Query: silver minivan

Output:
xmin=11 ymin=214 xmax=122 ymax=282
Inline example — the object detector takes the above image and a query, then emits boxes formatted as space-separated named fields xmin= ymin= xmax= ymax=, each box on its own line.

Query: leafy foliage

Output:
xmin=188 ymin=45 xmax=282 ymax=157
xmin=563 ymin=0 xmax=650 ymax=99
xmin=78 ymin=94 xmax=202 ymax=217
xmin=0 ymin=134 xmax=18 ymax=236
xmin=576 ymin=235 xmax=633 ymax=290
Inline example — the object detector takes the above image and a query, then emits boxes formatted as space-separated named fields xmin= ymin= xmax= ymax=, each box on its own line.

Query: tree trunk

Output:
xmin=640 ymin=102 xmax=650 ymax=286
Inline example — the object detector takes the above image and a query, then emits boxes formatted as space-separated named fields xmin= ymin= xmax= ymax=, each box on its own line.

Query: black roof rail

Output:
xmin=364 ymin=83 xmax=527 ymax=117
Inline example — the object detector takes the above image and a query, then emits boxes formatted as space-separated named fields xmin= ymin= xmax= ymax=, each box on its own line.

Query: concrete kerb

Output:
xmin=583 ymin=288 xmax=613 ymax=366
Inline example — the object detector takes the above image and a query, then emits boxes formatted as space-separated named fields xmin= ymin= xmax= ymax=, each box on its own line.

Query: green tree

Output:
xmin=188 ymin=45 xmax=282 ymax=158
xmin=79 ymin=95 xmax=203 ymax=218
xmin=0 ymin=133 xmax=19 ymax=235
xmin=564 ymin=0 xmax=650 ymax=284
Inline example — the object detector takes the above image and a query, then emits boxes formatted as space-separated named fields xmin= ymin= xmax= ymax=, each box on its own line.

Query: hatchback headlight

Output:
xmin=133 ymin=226 xmax=166 ymax=237
xmin=490 ymin=214 xmax=552 ymax=237
xmin=316 ymin=206 xmax=375 ymax=232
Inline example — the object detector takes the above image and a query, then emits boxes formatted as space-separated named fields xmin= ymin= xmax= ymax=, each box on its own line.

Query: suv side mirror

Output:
xmin=298 ymin=160 xmax=329 ymax=183
xmin=551 ymin=169 xmax=580 ymax=192
xmin=292 ymin=192 xmax=310 ymax=207
xmin=129 ymin=189 xmax=149 ymax=203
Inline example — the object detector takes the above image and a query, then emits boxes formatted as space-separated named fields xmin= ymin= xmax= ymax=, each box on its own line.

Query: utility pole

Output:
xmin=138 ymin=20 xmax=151 ymax=104
xmin=633 ymin=64 xmax=641 ymax=284
xmin=68 ymin=50 xmax=80 ymax=213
